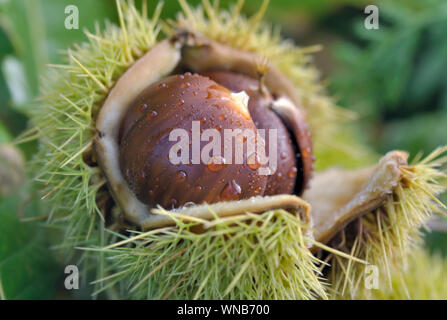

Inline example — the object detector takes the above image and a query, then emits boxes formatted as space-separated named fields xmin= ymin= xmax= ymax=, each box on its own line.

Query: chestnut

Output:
xmin=119 ymin=70 xmax=313 ymax=210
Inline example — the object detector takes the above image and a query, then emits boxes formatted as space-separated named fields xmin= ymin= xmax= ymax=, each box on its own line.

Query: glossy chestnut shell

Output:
xmin=119 ymin=69 xmax=314 ymax=210
xmin=119 ymin=73 xmax=269 ymax=209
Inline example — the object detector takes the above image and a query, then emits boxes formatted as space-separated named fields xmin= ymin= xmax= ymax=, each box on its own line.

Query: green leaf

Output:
xmin=0 ymin=0 xmax=48 ymax=97
xmin=0 ymin=193 xmax=60 ymax=300
xmin=380 ymin=111 xmax=447 ymax=155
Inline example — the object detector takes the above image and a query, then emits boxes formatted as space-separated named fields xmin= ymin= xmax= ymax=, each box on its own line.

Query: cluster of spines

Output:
xmin=329 ymin=146 xmax=447 ymax=298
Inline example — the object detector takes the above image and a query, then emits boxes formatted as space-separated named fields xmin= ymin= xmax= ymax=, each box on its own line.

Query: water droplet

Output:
xmin=276 ymin=172 xmax=282 ymax=182
xmin=181 ymin=82 xmax=191 ymax=89
xmin=247 ymin=153 xmax=261 ymax=171
xmin=147 ymin=110 xmax=158 ymax=119
xmin=207 ymin=156 xmax=226 ymax=172
xmin=176 ymin=99 xmax=185 ymax=107
xmin=176 ymin=74 xmax=185 ymax=80
xmin=157 ymin=83 xmax=167 ymax=90
xmin=183 ymin=201 xmax=195 ymax=208
xmin=220 ymin=180 xmax=242 ymax=201
xmin=219 ymin=114 xmax=227 ymax=121
xmin=171 ymin=198 xmax=178 ymax=207
xmin=302 ymin=147 xmax=312 ymax=157
xmin=195 ymin=185 xmax=202 ymax=192
xmin=280 ymin=152 xmax=287 ymax=160
xmin=139 ymin=103 xmax=148 ymax=112
xmin=206 ymin=84 xmax=224 ymax=99
xmin=176 ymin=170 xmax=187 ymax=182
xmin=288 ymin=167 xmax=297 ymax=178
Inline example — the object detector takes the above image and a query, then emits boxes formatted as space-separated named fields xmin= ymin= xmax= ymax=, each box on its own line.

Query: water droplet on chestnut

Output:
xmin=207 ymin=155 xmax=226 ymax=172
xmin=247 ymin=153 xmax=261 ymax=171
xmin=157 ymin=83 xmax=167 ymax=90
xmin=139 ymin=103 xmax=148 ymax=112
xmin=176 ymin=170 xmax=187 ymax=182
xmin=288 ymin=167 xmax=297 ymax=178
xmin=220 ymin=180 xmax=242 ymax=201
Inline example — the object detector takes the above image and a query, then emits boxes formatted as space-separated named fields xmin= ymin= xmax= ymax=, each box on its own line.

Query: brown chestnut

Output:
xmin=119 ymin=67 xmax=313 ymax=210
xmin=119 ymin=73 xmax=269 ymax=209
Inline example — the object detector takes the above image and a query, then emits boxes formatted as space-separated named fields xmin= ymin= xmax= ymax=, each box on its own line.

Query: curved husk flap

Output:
xmin=304 ymin=151 xmax=407 ymax=245
xmin=309 ymin=147 xmax=447 ymax=298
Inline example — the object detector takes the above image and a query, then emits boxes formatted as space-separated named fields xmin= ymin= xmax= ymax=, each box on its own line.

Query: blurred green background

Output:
xmin=0 ymin=0 xmax=446 ymax=299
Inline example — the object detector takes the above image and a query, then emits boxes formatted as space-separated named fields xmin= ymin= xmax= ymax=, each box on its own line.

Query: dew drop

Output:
xmin=276 ymin=172 xmax=282 ymax=182
xmin=288 ymin=167 xmax=297 ymax=178
xmin=147 ymin=110 xmax=158 ymax=119
xmin=176 ymin=99 xmax=185 ymax=107
xmin=280 ymin=152 xmax=287 ymax=160
xmin=181 ymin=82 xmax=191 ymax=89
xmin=176 ymin=170 xmax=187 ymax=182
xmin=207 ymin=156 xmax=226 ymax=172
xmin=206 ymin=84 xmax=223 ymax=99
xmin=247 ymin=153 xmax=261 ymax=171
xmin=139 ymin=103 xmax=148 ymax=112
xmin=302 ymin=147 xmax=312 ymax=157
xmin=183 ymin=201 xmax=195 ymax=208
xmin=195 ymin=185 xmax=202 ymax=192
xmin=220 ymin=180 xmax=242 ymax=201
xmin=157 ymin=83 xmax=167 ymax=90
